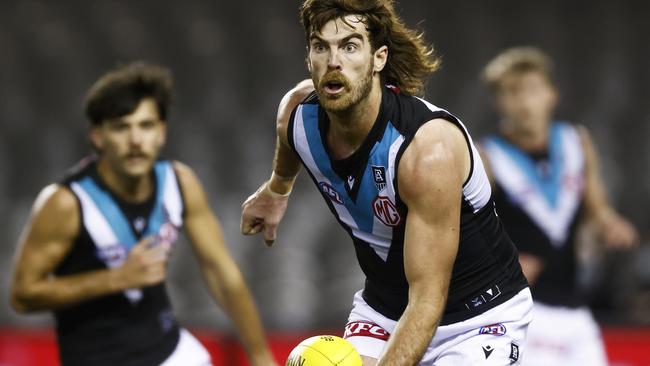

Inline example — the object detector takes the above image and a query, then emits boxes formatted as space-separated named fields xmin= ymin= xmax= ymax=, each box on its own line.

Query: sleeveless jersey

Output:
xmin=287 ymin=86 xmax=528 ymax=324
xmin=482 ymin=122 xmax=586 ymax=307
xmin=55 ymin=158 xmax=184 ymax=366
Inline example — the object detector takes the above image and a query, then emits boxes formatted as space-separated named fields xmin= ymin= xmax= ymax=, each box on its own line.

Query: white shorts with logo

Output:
xmin=344 ymin=288 xmax=533 ymax=365
xmin=522 ymin=302 xmax=608 ymax=366
xmin=160 ymin=328 xmax=213 ymax=366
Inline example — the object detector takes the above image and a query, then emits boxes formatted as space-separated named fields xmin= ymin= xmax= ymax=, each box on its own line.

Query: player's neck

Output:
xmin=500 ymin=118 xmax=549 ymax=153
xmin=325 ymin=83 xmax=382 ymax=160
xmin=96 ymin=159 xmax=153 ymax=203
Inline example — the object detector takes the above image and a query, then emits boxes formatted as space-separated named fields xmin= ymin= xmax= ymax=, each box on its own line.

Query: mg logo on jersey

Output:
xmin=319 ymin=182 xmax=343 ymax=204
xmin=478 ymin=323 xmax=507 ymax=336
xmin=373 ymin=196 xmax=401 ymax=226
xmin=344 ymin=321 xmax=390 ymax=341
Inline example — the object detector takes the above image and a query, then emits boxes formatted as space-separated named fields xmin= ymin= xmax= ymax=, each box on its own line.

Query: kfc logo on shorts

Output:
xmin=478 ymin=323 xmax=507 ymax=336
xmin=372 ymin=196 xmax=401 ymax=226
xmin=319 ymin=182 xmax=343 ymax=204
xmin=344 ymin=321 xmax=390 ymax=341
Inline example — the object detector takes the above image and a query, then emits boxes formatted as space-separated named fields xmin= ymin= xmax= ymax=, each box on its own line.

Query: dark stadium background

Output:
xmin=0 ymin=0 xmax=648 ymax=364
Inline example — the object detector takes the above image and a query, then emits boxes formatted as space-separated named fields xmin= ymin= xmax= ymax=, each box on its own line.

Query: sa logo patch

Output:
xmin=372 ymin=196 xmax=401 ymax=226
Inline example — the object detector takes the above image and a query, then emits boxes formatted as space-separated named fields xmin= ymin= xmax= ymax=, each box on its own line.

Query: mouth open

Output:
xmin=323 ymin=80 xmax=345 ymax=94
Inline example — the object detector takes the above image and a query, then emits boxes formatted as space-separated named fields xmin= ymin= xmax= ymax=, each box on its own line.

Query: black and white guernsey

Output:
xmin=482 ymin=122 xmax=585 ymax=307
xmin=55 ymin=158 xmax=184 ymax=366
xmin=287 ymin=86 xmax=528 ymax=324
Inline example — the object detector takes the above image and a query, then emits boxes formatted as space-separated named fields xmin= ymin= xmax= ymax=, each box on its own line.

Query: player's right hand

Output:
xmin=116 ymin=236 xmax=171 ymax=289
xmin=241 ymin=181 xmax=290 ymax=247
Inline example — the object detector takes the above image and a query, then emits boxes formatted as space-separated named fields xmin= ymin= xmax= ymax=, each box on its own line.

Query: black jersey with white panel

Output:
xmin=482 ymin=123 xmax=585 ymax=307
xmin=55 ymin=157 xmax=184 ymax=366
xmin=287 ymin=86 xmax=528 ymax=324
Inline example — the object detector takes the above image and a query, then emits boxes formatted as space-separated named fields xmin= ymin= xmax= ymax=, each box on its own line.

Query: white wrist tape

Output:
xmin=264 ymin=181 xmax=292 ymax=198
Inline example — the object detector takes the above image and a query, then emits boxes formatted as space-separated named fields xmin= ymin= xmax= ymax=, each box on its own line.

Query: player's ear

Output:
xmin=373 ymin=45 xmax=388 ymax=73
xmin=158 ymin=121 xmax=167 ymax=146
xmin=89 ymin=126 xmax=103 ymax=151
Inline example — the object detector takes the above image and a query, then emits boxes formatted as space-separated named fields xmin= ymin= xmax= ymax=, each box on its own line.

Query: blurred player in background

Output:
xmin=479 ymin=46 xmax=639 ymax=365
xmin=10 ymin=62 xmax=277 ymax=366
xmin=241 ymin=0 xmax=533 ymax=364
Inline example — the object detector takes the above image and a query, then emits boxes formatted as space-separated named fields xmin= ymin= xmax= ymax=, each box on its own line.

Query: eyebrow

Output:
xmin=310 ymin=33 xmax=365 ymax=45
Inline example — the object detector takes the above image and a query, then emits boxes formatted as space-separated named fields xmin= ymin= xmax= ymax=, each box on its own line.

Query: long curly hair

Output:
xmin=300 ymin=0 xmax=440 ymax=96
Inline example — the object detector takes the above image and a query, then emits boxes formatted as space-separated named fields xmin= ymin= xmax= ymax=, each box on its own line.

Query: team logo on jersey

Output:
xmin=478 ymin=323 xmax=507 ymax=336
xmin=344 ymin=321 xmax=390 ymax=341
xmin=371 ymin=165 xmax=387 ymax=192
xmin=319 ymin=182 xmax=343 ymax=204
xmin=372 ymin=196 xmax=401 ymax=226
xmin=133 ymin=217 xmax=147 ymax=233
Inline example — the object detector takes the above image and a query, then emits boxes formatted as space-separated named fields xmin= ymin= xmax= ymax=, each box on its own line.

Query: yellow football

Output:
xmin=285 ymin=335 xmax=362 ymax=366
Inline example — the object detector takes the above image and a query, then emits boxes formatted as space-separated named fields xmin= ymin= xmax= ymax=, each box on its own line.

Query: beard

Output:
xmin=314 ymin=64 xmax=374 ymax=113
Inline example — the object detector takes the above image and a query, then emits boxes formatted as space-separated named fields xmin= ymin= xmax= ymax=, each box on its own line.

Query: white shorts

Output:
xmin=160 ymin=329 xmax=212 ymax=366
xmin=344 ymin=288 xmax=533 ymax=365
xmin=522 ymin=302 xmax=607 ymax=366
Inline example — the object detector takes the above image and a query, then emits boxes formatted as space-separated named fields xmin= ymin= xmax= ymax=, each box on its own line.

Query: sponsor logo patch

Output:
xmin=344 ymin=321 xmax=390 ymax=341
xmin=478 ymin=323 xmax=507 ymax=336
xmin=510 ymin=342 xmax=519 ymax=363
xmin=319 ymin=182 xmax=343 ymax=204
xmin=372 ymin=196 xmax=401 ymax=226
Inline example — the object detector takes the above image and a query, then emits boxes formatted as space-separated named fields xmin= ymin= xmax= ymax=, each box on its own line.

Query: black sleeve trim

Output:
xmin=286 ymin=105 xmax=298 ymax=153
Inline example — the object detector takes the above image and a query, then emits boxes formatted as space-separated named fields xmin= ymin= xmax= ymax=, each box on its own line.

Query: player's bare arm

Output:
xmin=10 ymin=185 xmax=168 ymax=312
xmin=376 ymin=119 xmax=469 ymax=366
xmin=578 ymin=125 xmax=639 ymax=248
xmin=241 ymin=80 xmax=314 ymax=246
xmin=174 ymin=161 xmax=276 ymax=366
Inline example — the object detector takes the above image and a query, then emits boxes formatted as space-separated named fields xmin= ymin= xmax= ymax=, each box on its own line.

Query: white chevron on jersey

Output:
xmin=484 ymin=124 xmax=584 ymax=246
xmin=69 ymin=161 xmax=184 ymax=302
xmin=293 ymin=105 xmax=395 ymax=261
xmin=70 ymin=182 xmax=143 ymax=303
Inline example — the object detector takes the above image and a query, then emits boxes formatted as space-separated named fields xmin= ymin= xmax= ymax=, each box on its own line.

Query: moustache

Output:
xmin=124 ymin=151 xmax=150 ymax=159
xmin=319 ymin=71 xmax=349 ymax=89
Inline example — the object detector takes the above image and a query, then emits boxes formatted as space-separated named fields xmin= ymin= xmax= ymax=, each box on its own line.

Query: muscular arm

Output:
xmin=10 ymin=185 xmax=166 ymax=312
xmin=579 ymin=125 xmax=638 ymax=248
xmin=176 ymin=162 xmax=275 ymax=366
xmin=268 ymin=79 xmax=314 ymax=194
xmin=241 ymin=79 xmax=314 ymax=245
xmin=376 ymin=120 xmax=470 ymax=365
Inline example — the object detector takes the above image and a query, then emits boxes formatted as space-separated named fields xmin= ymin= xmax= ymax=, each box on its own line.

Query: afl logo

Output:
xmin=478 ymin=323 xmax=507 ymax=336
xmin=373 ymin=196 xmax=401 ymax=226
xmin=319 ymin=182 xmax=343 ymax=204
